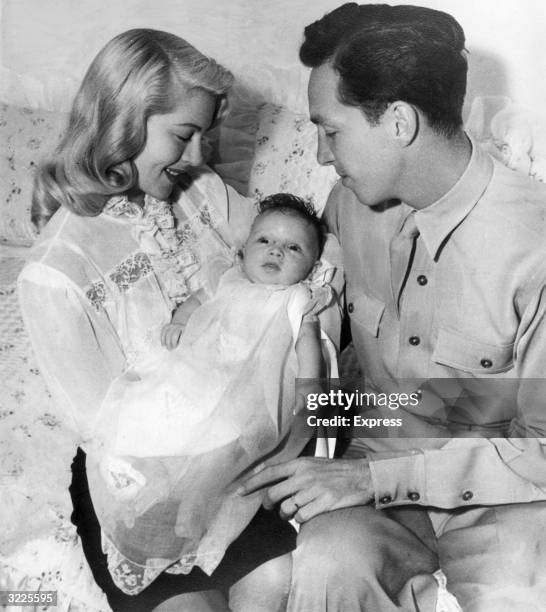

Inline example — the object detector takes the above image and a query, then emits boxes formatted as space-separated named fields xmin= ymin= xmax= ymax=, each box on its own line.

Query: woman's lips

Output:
xmin=164 ymin=167 xmax=187 ymax=183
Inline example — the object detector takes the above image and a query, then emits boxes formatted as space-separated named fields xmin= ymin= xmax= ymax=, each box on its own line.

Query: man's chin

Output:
xmin=345 ymin=183 xmax=400 ymax=210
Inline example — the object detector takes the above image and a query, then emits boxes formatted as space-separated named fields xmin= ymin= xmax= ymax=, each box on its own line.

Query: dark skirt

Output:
xmin=69 ymin=448 xmax=296 ymax=612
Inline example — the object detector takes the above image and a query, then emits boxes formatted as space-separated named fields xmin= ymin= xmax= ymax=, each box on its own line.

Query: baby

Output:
xmin=90 ymin=193 xmax=335 ymax=593
xmin=161 ymin=192 xmax=327 ymax=365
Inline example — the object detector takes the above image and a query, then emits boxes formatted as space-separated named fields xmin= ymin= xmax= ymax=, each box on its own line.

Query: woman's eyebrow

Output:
xmin=174 ymin=122 xmax=201 ymax=129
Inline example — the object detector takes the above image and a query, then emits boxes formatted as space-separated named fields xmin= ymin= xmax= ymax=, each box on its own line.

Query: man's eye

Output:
xmin=325 ymin=131 xmax=337 ymax=139
xmin=258 ymin=237 xmax=269 ymax=244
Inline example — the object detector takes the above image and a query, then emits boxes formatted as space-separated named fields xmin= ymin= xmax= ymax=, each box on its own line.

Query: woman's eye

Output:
xmin=175 ymin=133 xmax=192 ymax=143
xmin=258 ymin=237 xmax=269 ymax=244
xmin=325 ymin=131 xmax=337 ymax=140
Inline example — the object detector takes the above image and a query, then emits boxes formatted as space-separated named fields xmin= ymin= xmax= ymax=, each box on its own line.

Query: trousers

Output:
xmin=287 ymin=501 xmax=546 ymax=612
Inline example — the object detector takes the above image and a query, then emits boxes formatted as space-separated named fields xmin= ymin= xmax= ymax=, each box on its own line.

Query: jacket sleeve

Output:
xmin=368 ymin=284 xmax=546 ymax=510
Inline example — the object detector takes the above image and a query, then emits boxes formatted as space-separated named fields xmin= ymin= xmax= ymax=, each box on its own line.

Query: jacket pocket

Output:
xmin=346 ymin=289 xmax=385 ymax=338
xmin=432 ymin=327 xmax=514 ymax=374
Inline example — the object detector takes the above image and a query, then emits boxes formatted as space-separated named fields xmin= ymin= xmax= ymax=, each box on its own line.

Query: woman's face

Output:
xmin=132 ymin=87 xmax=217 ymax=202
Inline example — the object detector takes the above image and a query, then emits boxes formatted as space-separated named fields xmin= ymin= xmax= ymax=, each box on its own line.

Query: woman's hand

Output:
xmin=238 ymin=456 xmax=374 ymax=524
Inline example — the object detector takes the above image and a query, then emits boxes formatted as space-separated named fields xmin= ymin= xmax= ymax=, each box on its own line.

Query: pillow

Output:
xmin=466 ymin=96 xmax=546 ymax=182
xmin=0 ymin=103 xmax=68 ymax=246
xmin=247 ymin=104 xmax=338 ymax=214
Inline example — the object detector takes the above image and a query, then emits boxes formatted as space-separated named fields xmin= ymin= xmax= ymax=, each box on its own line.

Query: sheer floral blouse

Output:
xmin=17 ymin=166 xmax=255 ymax=444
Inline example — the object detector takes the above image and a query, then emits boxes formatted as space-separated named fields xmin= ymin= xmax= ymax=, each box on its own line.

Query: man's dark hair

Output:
xmin=257 ymin=193 xmax=326 ymax=254
xmin=300 ymin=3 xmax=468 ymax=137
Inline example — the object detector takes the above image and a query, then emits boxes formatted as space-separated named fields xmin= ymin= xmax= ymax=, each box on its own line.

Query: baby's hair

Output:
xmin=257 ymin=192 xmax=326 ymax=255
xmin=32 ymin=29 xmax=233 ymax=231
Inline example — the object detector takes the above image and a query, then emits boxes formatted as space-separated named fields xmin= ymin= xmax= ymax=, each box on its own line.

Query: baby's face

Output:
xmin=242 ymin=211 xmax=319 ymax=285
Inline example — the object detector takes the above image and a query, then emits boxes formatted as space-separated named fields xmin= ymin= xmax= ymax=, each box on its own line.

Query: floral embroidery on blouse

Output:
xmin=86 ymin=280 xmax=106 ymax=312
xmin=99 ymin=194 xmax=224 ymax=305
xmin=109 ymin=252 xmax=153 ymax=293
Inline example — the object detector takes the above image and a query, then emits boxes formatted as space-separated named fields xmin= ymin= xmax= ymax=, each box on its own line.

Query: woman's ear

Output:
xmin=106 ymin=160 xmax=134 ymax=187
xmin=386 ymin=101 xmax=419 ymax=146
xmin=210 ymin=95 xmax=230 ymax=129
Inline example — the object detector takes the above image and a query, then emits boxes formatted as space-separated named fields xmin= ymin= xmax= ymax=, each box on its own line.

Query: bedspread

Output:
xmin=0 ymin=249 xmax=109 ymax=612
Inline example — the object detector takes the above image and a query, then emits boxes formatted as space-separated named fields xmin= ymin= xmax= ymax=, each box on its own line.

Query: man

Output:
xmin=241 ymin=4 xmax=546 ymax=611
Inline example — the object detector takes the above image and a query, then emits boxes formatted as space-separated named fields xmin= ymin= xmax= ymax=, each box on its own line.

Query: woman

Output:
xmin=18 ymin=29 xmax=295 ymax=612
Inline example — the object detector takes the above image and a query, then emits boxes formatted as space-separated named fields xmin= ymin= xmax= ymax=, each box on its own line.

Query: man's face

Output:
xmin=308 ymin=63 xmax=402 ymax=207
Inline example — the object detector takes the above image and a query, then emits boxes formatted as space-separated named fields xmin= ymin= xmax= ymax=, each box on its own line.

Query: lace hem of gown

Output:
xmin=102 ymin=533 xmax=224 ymax=595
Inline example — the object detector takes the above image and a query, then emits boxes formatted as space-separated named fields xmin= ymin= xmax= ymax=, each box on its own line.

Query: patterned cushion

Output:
xmin=248 ymin=104 xmax=338 ymax=214
xmin=0 ymin=103 xmax=68 ymax=246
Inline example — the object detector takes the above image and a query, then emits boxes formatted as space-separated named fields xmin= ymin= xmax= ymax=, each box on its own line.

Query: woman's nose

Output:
xmin=316 ymin=131 xmax=334 ymax=166
xmin=182 ymin=134 xmax=204 ymax=167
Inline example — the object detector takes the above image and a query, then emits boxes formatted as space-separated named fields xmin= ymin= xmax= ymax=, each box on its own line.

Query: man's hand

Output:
xmin=238 ymin=457 xmax=374 ymax=524
xmin=160 ymin=322 xmax=185 ymax=350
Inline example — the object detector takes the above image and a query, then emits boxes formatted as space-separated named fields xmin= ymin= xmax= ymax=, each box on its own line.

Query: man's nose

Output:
xmin=316 ymin=132 xmax=334 ymax=166
xmin=182 ymin=134 xmax=204 ymax=167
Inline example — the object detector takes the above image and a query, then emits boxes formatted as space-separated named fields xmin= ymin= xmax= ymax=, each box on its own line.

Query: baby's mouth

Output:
xmin=262 ymin=262 xmax=281 ymax=271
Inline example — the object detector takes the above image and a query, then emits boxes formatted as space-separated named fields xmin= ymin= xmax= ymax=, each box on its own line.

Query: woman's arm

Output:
xmin=18 ymin=263 xmax=125 ymax=440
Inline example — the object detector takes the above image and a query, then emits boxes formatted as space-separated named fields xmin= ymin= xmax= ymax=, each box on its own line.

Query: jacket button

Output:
xmin=409 ymin=336 xmax=420 ymax=346
xmin=379 ymin=495 xmax=393 ymax=504
xmin=462 ymin=490 xmax=474 ymax=501
xmin=347 ymin=303 xmax=354 ymax=314
xmin=417 ymin=275 xmax=428 ymax=286
xmin=408 ymin=492 xmax=420 ymax=502
xmin=480 ymin=358 xmax=492 ymax=368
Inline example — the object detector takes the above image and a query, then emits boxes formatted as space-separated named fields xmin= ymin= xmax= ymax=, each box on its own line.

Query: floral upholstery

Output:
xmin=0 ymin=103 xmax=68 ymax=246
xmin=248 ymin=103 xmax=338 ymax=213
xmin=0 ymin=256 xmax=109 ymax=611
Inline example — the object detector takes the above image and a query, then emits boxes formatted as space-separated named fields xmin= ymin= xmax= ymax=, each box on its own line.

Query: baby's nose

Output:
xmin=269 ymin=244 xmax=283 ymax=257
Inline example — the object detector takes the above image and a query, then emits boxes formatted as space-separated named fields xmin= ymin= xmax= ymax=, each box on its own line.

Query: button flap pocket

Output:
xmin=346 ymin=290 xmax=385 ymax=338
xmin=433 ymin=327 xmax=514 ymax=374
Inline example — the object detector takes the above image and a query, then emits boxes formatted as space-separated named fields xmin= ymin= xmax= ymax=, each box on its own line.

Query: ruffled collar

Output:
xmin=103 ymin=194 xmax=181 ymax=254
xmin=103 ymin=194 xmax=200 ymax=304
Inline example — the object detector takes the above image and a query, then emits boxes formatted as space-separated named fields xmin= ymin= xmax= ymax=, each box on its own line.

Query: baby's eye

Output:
xmin=288 ymin=244 xmax=302 ymax=252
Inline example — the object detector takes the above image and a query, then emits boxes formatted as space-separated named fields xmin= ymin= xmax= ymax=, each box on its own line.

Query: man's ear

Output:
xmin=386 ymin=101 xmax=419 ymax=146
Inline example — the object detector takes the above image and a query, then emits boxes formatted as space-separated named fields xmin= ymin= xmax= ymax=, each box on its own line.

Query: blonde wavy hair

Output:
xmin=32 ymin=29 xmax=234 ymax=230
